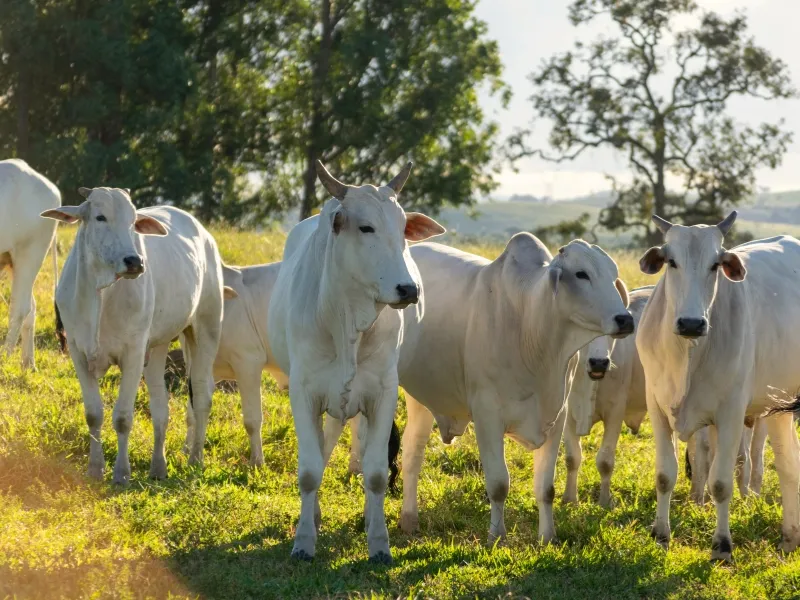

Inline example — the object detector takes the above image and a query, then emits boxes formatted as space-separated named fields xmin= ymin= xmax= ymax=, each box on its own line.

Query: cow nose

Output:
xmin=676 ymin=317 xmax=707 ymax=338
xmin=395 ymin=284 xmax=419 ymax=304
xmin=123 ymin=255 xmax=143 ymax=271
xmin=588 ymin=357 xmax=610 ymax=372
xmin=614 ymin=313 xmax=634 ymax=335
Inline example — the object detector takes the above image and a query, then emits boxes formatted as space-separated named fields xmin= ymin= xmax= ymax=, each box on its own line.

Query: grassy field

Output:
xmin=2 ymin=227 xmax=800 ymax=600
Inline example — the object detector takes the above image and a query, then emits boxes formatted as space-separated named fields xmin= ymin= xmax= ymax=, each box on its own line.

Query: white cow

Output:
xmin=268 ymin=161 xmax=444 ymax=563
xmin=395 ymin=236 xmax=634 ymax=544
xmin=563 ymin=285 xmax=652 ymax=507
xmin=42 ymin=188 xmax=226 ymax=484
xmin=637 ymin=211 xmax=800 ymax=561
xmin=0 ymin=159 xmax=60 ymax=369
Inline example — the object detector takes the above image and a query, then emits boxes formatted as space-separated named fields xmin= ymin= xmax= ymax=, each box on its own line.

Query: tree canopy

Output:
xmin=512 ymin=0 xmax=795 ymax=244
xmin=0 ymin=0 xmax=507 ymax=221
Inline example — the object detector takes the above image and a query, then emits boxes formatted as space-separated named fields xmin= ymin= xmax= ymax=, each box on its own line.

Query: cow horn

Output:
xmin=387 ymin=162 xmax=413 ymax=194
xmin=717 ymin=211 xmax=737 ymax=236
xmin=652 ymin=214 xmax=672 ymax=235
xmin=315 ymin=161 xmax=349 ymax=201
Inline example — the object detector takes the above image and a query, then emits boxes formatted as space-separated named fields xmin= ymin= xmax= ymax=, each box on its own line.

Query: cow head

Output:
xmin=584 ymin=335 xmax=615 ymax=380
xmin=41 ymin=187 xmax=167 ymax=289
xmin=638 ymin=212 xmax=746 ymax=338
xmin=549 ymin=240 xmax=634 ymax=338
xmin=315 ymin=161 xmax=445 ymax=308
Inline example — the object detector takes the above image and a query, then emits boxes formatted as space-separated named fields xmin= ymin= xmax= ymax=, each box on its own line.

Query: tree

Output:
xmin=511 ymin=0 xmax=795 ymax=244
xmin=532 ymin=212 xmax=593 ymax=246
xmin=283 ymin=0 xmax=509 ymax=221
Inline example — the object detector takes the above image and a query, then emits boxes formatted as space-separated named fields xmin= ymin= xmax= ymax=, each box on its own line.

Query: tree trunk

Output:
xmin=15 ymin=67 xmax=30 ymax=160
xmin=648 ymin=117 xmax=667 ymax=245
xmin=299 ymin=0 xmax=334 ymax=221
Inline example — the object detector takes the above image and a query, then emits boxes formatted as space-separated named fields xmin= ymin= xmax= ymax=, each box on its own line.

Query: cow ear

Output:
xmin=78 ymin=187 xmax=92 ymax=198
xmin=639 ymin=246 xmax=665 ymax=275
xmin=549 ymin=266 xmax=562 ymax=297
xmin=332 ymin=207 xmax=345 ymax=235
xmin=404 ymin=212 xmax=446 ymax=242
xmin=122 ymin=188 xmax=131 ymax=196
xmin=41 ymin=204 xmax=85 ymax=224
xmin=134 ymin=214 xmax=168 ymax=236
xmin=721 ymin=250 xmax=746 ymax=282
xmin=615 ymin=278 xmax=629 ymax=307
xmin=223 ymin=286 xmax=239 ymax=299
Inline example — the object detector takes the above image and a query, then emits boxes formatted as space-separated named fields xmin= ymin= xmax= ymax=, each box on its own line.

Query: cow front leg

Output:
xmin=234 ymin=363 xmax=265 ymax=466
xmin=648 ymin=392 xmax=677 ymax=549
xmin=534 ymin=407 xmax=566 ymax=543
xmin=142 ymin=344 xmax=170 ymax=479
xmin=400 ymin=392 xmax=434 ymax=534
xmin=472 ymin=401 xmax=508 ymax=545
xmin=687 ymin=428 xmax=711 ymax=505
xmin=708 ymin=402 xmax=747 ymax=562
xmin=71 ymin=346 xmax=105 ymax=479
xmin=561 ymin=413 xmax=582 ymax=505
xmin=596 ymin=407 xmax=624 ymax=508
xmin=360 ymin=387 xmax=398 ymax=564
xmin=113 ymin=347 xmax=147 ymax=485
xmin=766 ymin=413 xmax=800 ymax=553
xmin=288 ymin=383 xmax=324 ymax=560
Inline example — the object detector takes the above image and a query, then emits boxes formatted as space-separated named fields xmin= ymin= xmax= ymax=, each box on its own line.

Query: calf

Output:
xmin=0 ymin=159 xmax=60 ymax=369
xmin=394 ymin=236 xmax=633 ymax=543
xmin=42 ymin=188 xmax=226 ymax=483
xmin=637 ymin=212 xmax=800 ymax=561
xmin=563 ymin=285 xmax=652 ymax=507
xmin=268 ymin=161 xmax=444 ymax=563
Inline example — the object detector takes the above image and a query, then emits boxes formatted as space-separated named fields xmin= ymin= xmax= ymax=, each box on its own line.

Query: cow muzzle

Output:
xmin=587 ymin=357 xmax=610 ymax=380
xmin=389 ymin=283 xmax=419 ymax=308
xmin=675 ymin=317 xmax=707 ymax=338
xmin=117 ymin=255 xmax=145 ymax=279
xmin=610 ymin=313 xmax=634 ymax=339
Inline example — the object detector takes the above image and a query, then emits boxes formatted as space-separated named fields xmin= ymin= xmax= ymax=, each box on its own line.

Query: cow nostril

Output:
xmin=395 ymin=284 xmax=419 ymax=303
xmin=677 ymin=317 xmax=706 ymax=335
xmin=614 ymin=314 xmax=634 ymax=330
xmin=123 ymin=255 xmax=142 ymax=269
xmin=588 ymin=358 xmax=610 ymax=371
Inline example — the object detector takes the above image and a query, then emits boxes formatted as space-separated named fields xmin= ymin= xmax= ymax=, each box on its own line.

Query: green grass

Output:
xmin=2 ymin=228 xmax=800 ymax=599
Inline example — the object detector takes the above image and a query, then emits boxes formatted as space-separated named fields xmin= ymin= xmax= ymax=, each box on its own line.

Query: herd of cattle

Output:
xmin=2 ymin=157 xmax=800 ymax=566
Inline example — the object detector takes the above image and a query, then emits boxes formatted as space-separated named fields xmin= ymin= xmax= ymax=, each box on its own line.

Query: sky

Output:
xmin=474 ymin=0 xmax=800 ymax=200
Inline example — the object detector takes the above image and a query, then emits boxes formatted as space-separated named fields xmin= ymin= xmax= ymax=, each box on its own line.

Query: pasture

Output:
xmin=1 ymin=228 xmax=800 ymax=600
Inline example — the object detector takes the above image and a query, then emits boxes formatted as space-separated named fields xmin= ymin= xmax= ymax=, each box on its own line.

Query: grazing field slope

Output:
xmin=1 ymin=227 xmax=800 ymax=599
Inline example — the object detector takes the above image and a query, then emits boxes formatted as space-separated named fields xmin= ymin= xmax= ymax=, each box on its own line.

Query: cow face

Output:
xmin=549 ymin=240 xmax=634 ymax=338
xmin=316 ymin=161 xmax=445 ymax=308
xmin=41 ymin=187 xmax=167 ymax=289
xmin=584 ymin=335 xmax=615 ymax=380
xmin=638 ymin=212 xmax=746 ymax=338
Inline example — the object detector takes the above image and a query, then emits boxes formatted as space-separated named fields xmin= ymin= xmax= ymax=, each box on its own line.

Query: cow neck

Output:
xmin=68 ymin=226 xmax=105 ymax=373
xmin=519 ymin=274 xmax=607 ymax=414
xmin=315 ymin=228 xmax=382 ymax=422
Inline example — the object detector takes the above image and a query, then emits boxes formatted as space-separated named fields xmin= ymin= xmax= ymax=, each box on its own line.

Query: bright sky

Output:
xmin=475 ymin=0 xmax=800 ymax=200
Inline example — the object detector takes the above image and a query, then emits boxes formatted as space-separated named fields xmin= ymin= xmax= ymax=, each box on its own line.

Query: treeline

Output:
xmin=0 ymin=0 xmax=507 ymax=223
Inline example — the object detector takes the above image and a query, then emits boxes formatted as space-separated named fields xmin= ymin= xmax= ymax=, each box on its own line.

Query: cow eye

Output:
xmin=668 ymin=259 xmax=678 ymax=269
xmin=359 ymin=225 xmax=374 ymax=233
xmin=711 ymin=262 xmax=720 ymax=272
xmin=576 ymin=271 xmax=590 ymax=281
xmin=96 ymin=215 xmax=107 ymax=222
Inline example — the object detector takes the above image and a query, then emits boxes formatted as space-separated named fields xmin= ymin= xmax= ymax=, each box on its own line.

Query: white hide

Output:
xmin=0 ymin=159 xmax=60 ymax=369
xmin=395 ymin=235 xmax=633 ymax=544
xmin=268 ymin=161 xmax=444 ymax=563
xmin=43 ymin=189 xmax=226 ymax=484
xmin=563 ymin=285 xmax=652 ymax=507
xmin=637 ymin=213 xmax=800 ymax=561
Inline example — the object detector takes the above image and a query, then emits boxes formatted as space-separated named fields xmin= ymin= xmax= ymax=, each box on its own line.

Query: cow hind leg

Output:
xmin=736 ymin=424 xmax=753 ymax=498
xmin=534 ymin=408 xmax=567 ymax=543
xmin=749 ymin=418 xmax=767 ymax=495
xmin=561 ymin=415 xmax=582 ymax=505
xmin=399 ymin=393 xmax=434 ymax=534
xmin=183 ymin=327 xmax=218 ymax=467
xmin=4 ymin=246 xmax=42 ymax=370
xmin=349 ymin=414 xmax=362 ymax=475
xmin=596 ymin=411 xmax=624 ymax=508
xmin=360 ymin=389 xmax=397 ymax=564
xmin=143 ymin=344 xmax=170 ymax=479
xmin=766 ymin=413 xmax=800 ymax=552
xmin=688 ymin=428 xmax=711 ymax=505
xmin=322 ymin=414 xmax=346 ymax=467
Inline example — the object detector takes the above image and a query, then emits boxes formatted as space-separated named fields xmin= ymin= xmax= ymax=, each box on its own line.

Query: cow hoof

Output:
xmin=314 ymin=503 xmax=322 ymax=532
xmin=690 ymin=492 xmax=706 ymax=506
xmin=561 ymin=494 xmax=579 ymax=505
xmin=113 ymin=472 xmax=131 ymax=486
xmin=399 ymin=512 xmax=419 ymax=534
xmin=87 ymin=464 xmax=104 ymax=480
xmin=250 ymin=454 xmax=264 ymax=468
xmin=291 ymin=549 xmax=314 ymax=562
xmin=149 ymin=465 xmax=167 ymax=480
xmin=650 ymin=525 xmax=670 ymax=549
xmin=348 ymin=459 xmax=362 ymax=475
xmin=368 ymin=551 xmax=392 ymax=565
xmin=710 ymin=536 xmax=733 ymax=562
xmin=779 ymin=534 xmax=800 ymax=553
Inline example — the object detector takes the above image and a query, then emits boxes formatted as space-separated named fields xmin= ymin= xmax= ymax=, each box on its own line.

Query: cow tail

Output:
xmin=766 ymin=394 xmax=800 ymax=417
xmin=387 ymin=419 xmax=401 ymax=496
xmin=51 ymin=228 xmax=68 ymax=354
xmin=188 ymin=377 xmax=194 ymax=409
xmin=684 ymin=447 xmax=692 ymax=480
